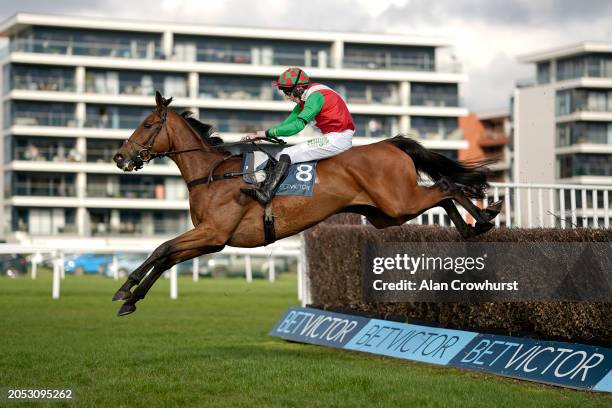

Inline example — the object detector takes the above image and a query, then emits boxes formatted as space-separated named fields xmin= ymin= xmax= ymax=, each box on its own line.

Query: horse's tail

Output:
xmin=386 ymin=135 xmax=490 ymax=198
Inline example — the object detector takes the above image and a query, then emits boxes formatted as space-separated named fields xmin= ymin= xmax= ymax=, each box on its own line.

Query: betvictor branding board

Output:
xmin=270 ymin=307 xmax=611 ymax=392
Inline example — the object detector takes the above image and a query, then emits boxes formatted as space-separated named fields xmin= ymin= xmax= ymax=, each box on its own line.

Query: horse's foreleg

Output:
xmin=113 ymin=225 xmax=228 ymax=309
xmin=117 ymin=245 xmax=222 ymax=316
xmin=112 ymin=242 xmax=174 ymax=302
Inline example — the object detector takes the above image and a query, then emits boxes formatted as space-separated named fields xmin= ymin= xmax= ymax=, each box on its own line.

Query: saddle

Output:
xmin=241 ymin=152 xmax=318 ymax=197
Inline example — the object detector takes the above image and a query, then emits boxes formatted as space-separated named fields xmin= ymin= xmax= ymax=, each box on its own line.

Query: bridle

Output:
xmin=124 ymin=107 xmax=219 ymax=170
xmin=124 ymin=107 xmax=169 ymax=169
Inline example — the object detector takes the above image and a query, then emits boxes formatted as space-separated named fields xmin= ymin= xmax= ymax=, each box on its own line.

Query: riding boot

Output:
xmin=241 ymin=154 xmax=291 ymax=205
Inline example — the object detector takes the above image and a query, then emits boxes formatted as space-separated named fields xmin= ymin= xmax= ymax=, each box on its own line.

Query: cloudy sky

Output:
xmin=1 ymin=0 xmax=611 ymax=112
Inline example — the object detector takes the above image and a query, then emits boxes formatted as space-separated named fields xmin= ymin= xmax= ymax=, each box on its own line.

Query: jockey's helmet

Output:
xmin=273 ymin=67 xmax=310 ymax=98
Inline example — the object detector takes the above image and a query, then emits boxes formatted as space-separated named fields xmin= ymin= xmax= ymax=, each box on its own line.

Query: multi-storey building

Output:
xmin=513 ymin=42 xmax=612 ymax=186
xmin=0 ymin=13 xmax=467 ymax=246
xmin=459 ymin=110 xmax=512 ymax=182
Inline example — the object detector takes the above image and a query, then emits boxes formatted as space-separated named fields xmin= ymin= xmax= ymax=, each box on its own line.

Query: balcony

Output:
xmin=13 ymin=145 xmax=81 ymax=163
xmin=10 ymin=38 xmax=163 ymax=60
xmin=84 ymin=106 xmax=148 ymax=129
xmin=11 ymin=111 xmax=77 ymax=127
xmin=12 ymin=207 xmax=77 ymax=236
xmin=327 ymin=82 xmax=399 ymax=105
xmin=411 ymin=128 xmax=464 ymax=141
xmin=11 ymin=71 xmax=75 ymax=93
xmin=174 ymin=39 xmax=329 ymax=68
xmin=89 ymin=210 xmax=189 ymax=236
xmin=342 ymin=55 xmax=461 ymax=73
xmin=199 ymin=78 xmax=282 ymax=102
xmin=557 ymin=123 xmax=612 ymax=147
xmin=87 ymin=184 xmax=163 ymax=199
xmin=199 ymin=110 xmax=285 ymax=134
xmin=13 ymin=181 xmax=77 ymax=197
xmin=558 ymin=154 xmax=612 ymax=177
xmin=85 ymin=71 xmax=188 ymax=97
xmin=479 ymin=131 xmax=509 ymax=147
xmin=353 ymin=116 xmax=394 ymax=138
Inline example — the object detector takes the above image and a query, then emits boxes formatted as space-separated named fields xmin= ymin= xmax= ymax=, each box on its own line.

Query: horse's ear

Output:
xmin=163 ymin=97 xmax=173 ymax=107
xmin=155 ymin=91 xmax=164 ymax=108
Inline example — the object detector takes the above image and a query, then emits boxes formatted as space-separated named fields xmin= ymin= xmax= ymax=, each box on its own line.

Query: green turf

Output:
xmin=0 ymin=272 xmax=609 ymax=408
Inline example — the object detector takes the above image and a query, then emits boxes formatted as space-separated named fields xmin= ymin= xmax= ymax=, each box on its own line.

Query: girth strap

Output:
xmin=264 ymin=203 xmax=276 ymax=245
xmin=186 ymin=172 xmax=245 ymax=191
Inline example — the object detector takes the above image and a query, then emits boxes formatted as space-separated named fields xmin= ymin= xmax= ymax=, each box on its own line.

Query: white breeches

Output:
xmin=275 ymin=129 xmax=354 ymax=163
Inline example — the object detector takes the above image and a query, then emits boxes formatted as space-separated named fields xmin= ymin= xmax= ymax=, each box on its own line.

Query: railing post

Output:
xmin=570 ymin=189 xmax=577 ymax=227
xmin=592 ymin=190 xmax=598 ymax=228
xmin=604 ymin=190 xmax=610 ymax=229
xmin=548 ymin=189 xmax=555 ymax=227
xmin=170 ymin=265 xmax=178 ymax=299
xmin=515 ymin=188 xmax=522 ymax=228
xmin=559 ymin=189 xmax=566 ymax=228
xmin=538 ymin=188 xmax=544 ymax=228
xmin=504 ymin=187 xmax=511 ymax=227
xmin=245 ymin=255 xmax=253 ymax=283
xmin=31 ymin=252 xmax=39 ymax=280
xmin=268 ymin=255 xmax=276 ymax=283
xmin=192 ymin=256 xmax=199 ymax=282
xmin=581 ymin=189 xmax=588 ymax=227
xmin=494 ymin=187 xmax=500 ymax=228
xmin=527 ymin=188 xmax=533 ymax=228
xmin=112 ymin=253 xmax=119 ymax=281
xmin=52 ymin=256 xmax=60 ymax=299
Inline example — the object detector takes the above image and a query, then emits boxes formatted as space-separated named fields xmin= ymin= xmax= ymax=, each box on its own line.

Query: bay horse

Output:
xmin=111 ymin=92 xmax=501 ymax=316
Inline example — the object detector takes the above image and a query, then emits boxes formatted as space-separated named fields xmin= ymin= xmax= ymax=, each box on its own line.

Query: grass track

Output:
xmin=0 ymin=272 xmax=609 ymax=407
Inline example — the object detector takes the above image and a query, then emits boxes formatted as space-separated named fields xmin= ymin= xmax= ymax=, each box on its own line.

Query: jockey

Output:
xmin=241 ymin=67 xmax=355 ymax=205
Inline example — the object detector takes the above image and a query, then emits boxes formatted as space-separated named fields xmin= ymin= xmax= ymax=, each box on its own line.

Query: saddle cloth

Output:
xmin=241 ymin=151 xmax=318 ymax=197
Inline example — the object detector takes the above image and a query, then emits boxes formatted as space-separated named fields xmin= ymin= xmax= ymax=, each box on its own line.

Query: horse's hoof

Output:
xmin=475 ymin=221 xmax=495 ymax=235
xmin=112 ymin=290 xmax=132 ymax=302
xmin=117 ymin=303 xmax=136 ymax=317
xmin=484 ymin=200 xmax=503 ymax=221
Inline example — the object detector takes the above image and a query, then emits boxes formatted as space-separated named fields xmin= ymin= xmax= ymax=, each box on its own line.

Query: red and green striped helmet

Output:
xmin=273 ymin=67 xmax=311 ymax=88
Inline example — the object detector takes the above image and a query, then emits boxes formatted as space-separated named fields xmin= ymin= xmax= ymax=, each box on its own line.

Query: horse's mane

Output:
xmin=179 ymin=111 xmax=225 ymax=148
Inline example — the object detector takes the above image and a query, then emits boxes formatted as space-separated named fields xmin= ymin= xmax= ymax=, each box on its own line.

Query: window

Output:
xmin=411 ymin=83 xmax=458 ymax=107
xmin=537 ymin=62 xmax=550 ymax=84
xmin=344 ymin=44 xmax=434 ymax=71
xmin=411 ymin=117 xmax=460 ymax=140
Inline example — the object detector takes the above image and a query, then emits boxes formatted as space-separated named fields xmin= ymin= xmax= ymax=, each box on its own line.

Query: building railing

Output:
xmin=91 ymin=220 xmax=187 ymax=236
xmin=13 ymin=146 xmax=81 ymax=162
xmin=187 ymin=47 xmax=328 ymax=68
xmin=199 ymin=118 xmax=281 ymax=133
xmin=408 ymin=182 xmax=611 ymax=229
xmin=12 ymin=74 xmax=76 ymax=92
xmin=11 ymin=38 xmax=162 ymax=60
xmin=84 ymin=115 xmax=143 ymax=129
xmin=343 ymin=55 xmax=462 ymax=73
xmin=410 ymin=93 xmax=460 ymax=107
xmin=199 ymin=83 xmax=283 ymax=101
xmin=85 ymin=78 xmax=187 ymax=97
xmin=410 ymin=128 xmax=464 ymax=141
xmin=13 ymin=182 xmax=77 ymax=197
xmin=87 ymin=184 xmax=186 ymax=200
xmin=11 ymin=111 xmax=77 ymax=127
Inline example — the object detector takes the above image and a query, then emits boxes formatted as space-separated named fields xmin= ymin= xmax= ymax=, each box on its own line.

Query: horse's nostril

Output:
xmin=113 ymin=153 xmax=123 ymax=164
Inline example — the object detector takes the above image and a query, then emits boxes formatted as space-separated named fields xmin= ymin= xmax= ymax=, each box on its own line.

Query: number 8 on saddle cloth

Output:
xmin=242 ymin=151 xmax=318 ymax=197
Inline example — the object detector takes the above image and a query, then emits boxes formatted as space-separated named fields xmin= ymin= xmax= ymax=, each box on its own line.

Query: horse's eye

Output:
xmin=143 ymin=123 xmax=152 ymax=128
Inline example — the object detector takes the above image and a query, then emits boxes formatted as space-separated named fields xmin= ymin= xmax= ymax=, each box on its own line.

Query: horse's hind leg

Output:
xmin=437 ymin=177 xmax=497 ymax=227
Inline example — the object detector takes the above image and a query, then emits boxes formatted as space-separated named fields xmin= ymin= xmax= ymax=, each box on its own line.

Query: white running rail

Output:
xmin=408 ymin=182 xmax=612 ymax=229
